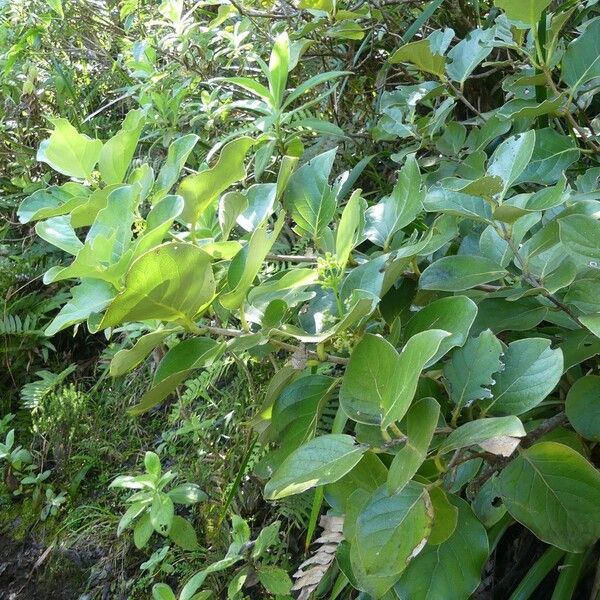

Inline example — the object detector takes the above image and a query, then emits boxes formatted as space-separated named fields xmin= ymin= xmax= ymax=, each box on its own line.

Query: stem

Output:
xmin=552 ymin=550 xmax=593 ymax=600
xmin=508 ymin=546 xmax=565 ymax=600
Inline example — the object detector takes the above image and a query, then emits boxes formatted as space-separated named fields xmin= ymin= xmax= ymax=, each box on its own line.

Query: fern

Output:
xmin=20 ymin=364 xmax=77 ymax=410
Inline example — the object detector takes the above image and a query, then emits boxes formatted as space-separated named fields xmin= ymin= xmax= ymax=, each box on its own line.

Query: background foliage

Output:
xmin=2 ymin=0 xmax=600 ymax=598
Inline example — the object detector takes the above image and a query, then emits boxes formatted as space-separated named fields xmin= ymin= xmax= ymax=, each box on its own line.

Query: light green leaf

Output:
xmin=109 ymin=329 xmax=173 ymax=377
xmin=565 ymin=375 xmax=600 ymax=442
xmin=152 ymin=584 xmax=176 ymax=600
xmin=495 ymin=0 xmax=551 ymax=26
xmin=236 ymin=183 xmax=276 ymax=231
xmin=405 ymin=295 xmax=478 ymax=366
xmin=515 ymin=128 xmax=579 ymax=185
xmin=420 ymin=255 xmax=506 ymax=291
xmin=482 ymin=338 xmax=563 ymax=416
xmin=98 ymin=242 xmax=215 ymax=329
xmin=423 ymin=187 xmax=492 ymax=222
xmin=388 ymin=397 xmax=440 ymax=493
xmin=283 ymin=148 xmax=338 ymax=239
xmin=47 ymin=0 xmax=64 ymax=17
xmin=444 ymin=330 xmax=504 ymax=411
xmin=394 ymin=497 xmax=489 ymax=600
xmin=18 ymin=183 xmax=89 ymax=223
xmin=99 ymin=108 xmax=145 ymax=185
xmin=268 ymin=32 xmax=289 ymax=108
xmin=45 ymin=279 xmax=115 ymax=336
xmin=336 ymin=189 xmax=365 ymax=267
xmin=150 ymin=493 xmax=174 ymax=535
xmin=381 ymin=329 xmax=449 ymax=428
xmin=37 ymin=118 xmax=102 ymax=180
xmin=220 ymin=213 xmax=285 ymax=310
xmin=390 ymin=30 xmax=452 ymax=77
xmin=134 ymin=512 xmax=154 ymax=548
xmin=496 ymin=442 xmax=600 ymax=552
xmin=168 ymin=483 xmax=207 ymax=505
xmin=562 ymin=19 xmax=600 ymax=92
xmin=365 ymin=154 xmax=424 ymax=248
xmin=177 ymin=137 xmax=254 ymax=225
xmin=36 ymin=216 xmax=83 ymax=255
xmin=152 ymin=134 xmax=199 ymax=202
xmin=439 ymin=416 xmax=525 ymax=454
xmin=487 ymin=131 xmax=535 ymax=198
xmin=446 ymin=28 xmax=495 ymax=85
xmin=427 ymin=487 xmax=459 ymax=545
xmin=264 ymin=434 xmax=367 ymax=500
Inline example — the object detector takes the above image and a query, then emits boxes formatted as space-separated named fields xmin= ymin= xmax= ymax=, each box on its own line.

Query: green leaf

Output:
xmin=177 ymin=137 xmax=254 ymax=225
xmin=404 ymin=295 xmax=478 ymax=366
xmin=365 ymin=154 xmax=424 ymax=248
xmin=388 ymin=397 xmax=440 ymax=493
xmin=152 ymin=134 xmax=199 ymax=202
xmin=220 ymin=213 xmax=285 ymax=310
xmin=152 ymin=584 xmax=176 ymax=600
xmin=494 ymin=0 xmax=551 ymax=26
xmin=566 ymin=375 xmax=600 ymax=442
xmin=350 ymin=482 xmax=433 ymax=594
xmin=487 ymin=131 xmax=535 ymax=198
xmin=47 ymin=0 xmax=64 ymax=17
xmin=257 ymin=565 xmax=293 ymax=595
xmin=117 ymin=501 xmax=146 ymax=536
xmin=394 ymin=497 xmax=489 ymax=600
xmin=129 ymin=337 xmax=224 ymax=415
xmin=46 ymin=279 xmax=115 ymax=336
xmin=340 ymin=333 xmax=399 ymax=425
xmin=446 ymin=28 xmax=495 ymax=85
xmin=98 ymin=242 xmax=215 ymax=329
xmin=439 ymin=416 xmax=525 ymax=454
xmin=268 ymin=32 xmax=289 ymax=108
xmin=390 ymin=31 xmax=450 ymax=78
xmin=283 ymin=148 xmax=338 ymax=239
xmin=168 ymin=483 xmax=207 ymax=505
xmin=496 ymin=442 xmax=600 ymax=552
xmin=482 ymin=338 xmax=563 ymax=416
xmin=336 ymin=189 xmax=365 ymax=267
xmin=381 ymin=330 xmax=449 ymax=428
xmin=444 ymin=330 xmax=504 ymax=411
xmin=37 ymin=118 xmax=102 ymax=180
xmin=144 ymin=451 xmax=161 ymax=476
xmin=99 ymin=108 xmax=145 ymax=185
xmin=423 ymin=187 xmax=492 ymax=223
xmin=169 ymin=515 xmax=199 ymax=550
xmin=427 ymin=487 xmax=458 ymax=545
xmin=134 ymin=512 xmax=154 ymax=549
xmin=559 ymin=214 xmax=600 ymax=264
xmin=18 ymin=183 xmax=89 ymax=224
xmin=150 ymin=493 xmax=174 ymax=535
xmin=109 ymin=329 xmax=172 ymax=377
xmin=264 ymin=434 xmax=367 ymax=500
xmin=36 ymin=216 xmax=83 ymax=255
xmin=515 ymin=128 xmax=579 ymax=185
xmin=420 ymin=255 xmax=506 ymax=291
xmin=562 ymin=19 xmax=600 ymax=92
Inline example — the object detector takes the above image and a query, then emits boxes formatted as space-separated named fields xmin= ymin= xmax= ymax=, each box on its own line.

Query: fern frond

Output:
xmin=20 ymin=364 xmax=77 ymax=410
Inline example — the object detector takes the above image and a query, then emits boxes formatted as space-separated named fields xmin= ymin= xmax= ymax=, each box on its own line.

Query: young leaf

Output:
xmin=264 ymin=434 xmax=368 ymax=500
xmin=494 ymin=0 xmax=551 ymax=26
xmin=364 ymin=154 xmax=424 ymax=248
xmin=99 ymin=108 xmax=145 ymax=185
xmin=177 ymin=137 xmax=254 ymax=225
xmin=152 ymin=134 xmax=199 ymax=202
xmin=268 ymin=32 xmax=289 ymax=108
xmin=283 ymin=148 xmax=338 ymax=239
xmin=496 ymin=442 xmax=600 ymax=552
xmin=37 ymin=118 xmax=103 ymax=180
xmin=336 ymin=189 xmax=365 ymax=267
xmin=150 ymin=493 xmax=174 ymax=535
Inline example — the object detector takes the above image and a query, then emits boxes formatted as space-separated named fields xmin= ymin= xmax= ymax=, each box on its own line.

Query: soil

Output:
xmin=0 ymin=535 xmax=85 ymax=600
